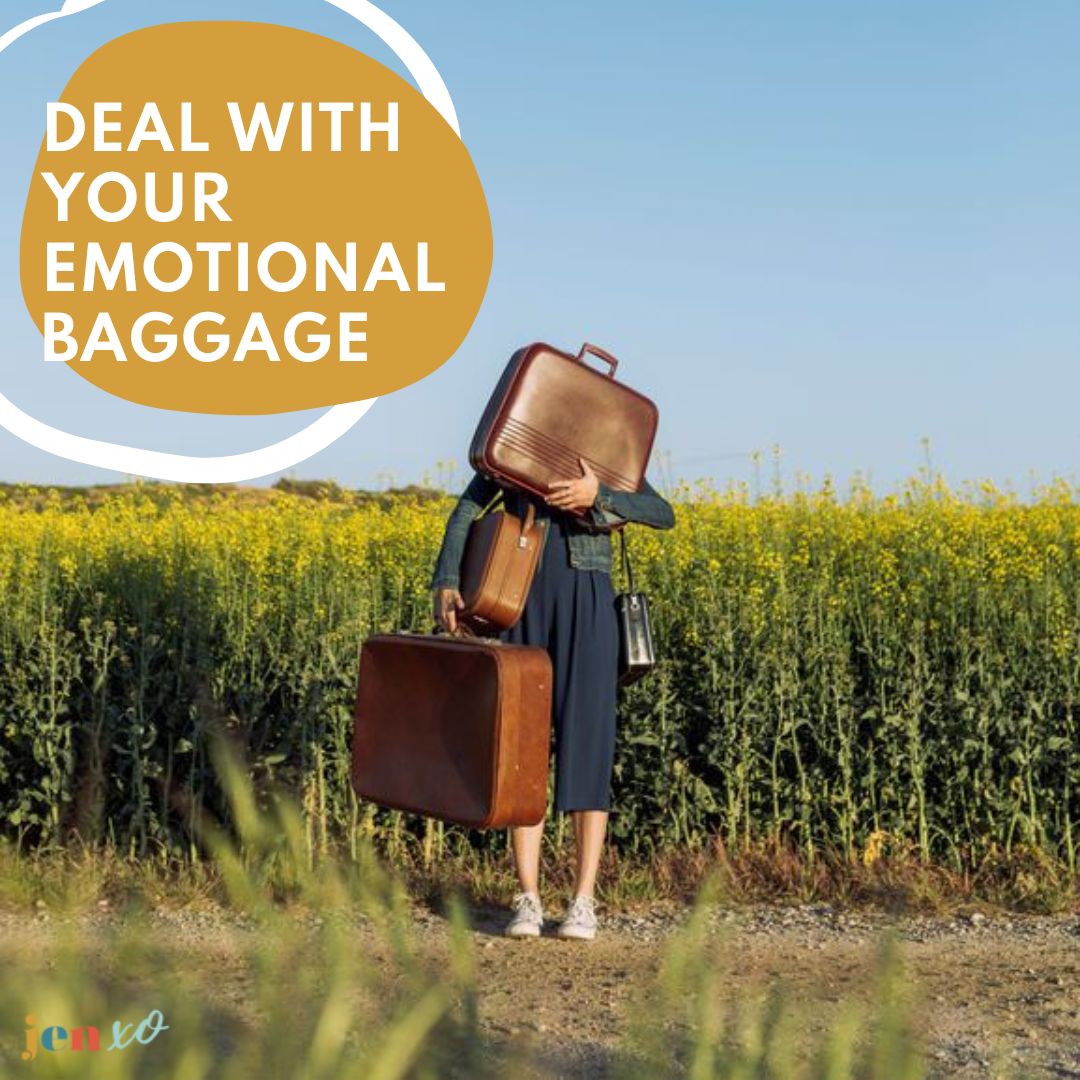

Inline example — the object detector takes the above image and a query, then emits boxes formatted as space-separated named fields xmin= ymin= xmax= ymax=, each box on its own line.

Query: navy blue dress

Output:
xmin=500 ymin=500 xmax=620 ymax=812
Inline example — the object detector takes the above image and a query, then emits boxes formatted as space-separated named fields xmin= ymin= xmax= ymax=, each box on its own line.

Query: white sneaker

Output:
xmin=505 ymin=891 xmax=544 ymax=937
xmin=557 ymin=895 xmax=597 ymax=941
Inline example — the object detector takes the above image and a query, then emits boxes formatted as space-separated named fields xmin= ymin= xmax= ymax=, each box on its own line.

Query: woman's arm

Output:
xmin=545 ymin=458 xmax=675 ymax=531
xmin=430 ymin=471 xmax=501 ymax=591
xmin=586 ymin=476 xmax=676 ymax=531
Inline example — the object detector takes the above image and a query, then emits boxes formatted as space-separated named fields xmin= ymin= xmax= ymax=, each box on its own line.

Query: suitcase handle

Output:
xmin=433 ymin=623 xmax=482 ymax=640
xmin=576 ymin=342 xmax=619 ymax=378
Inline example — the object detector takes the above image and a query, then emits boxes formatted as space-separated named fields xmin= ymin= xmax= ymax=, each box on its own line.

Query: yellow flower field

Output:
xmin=0 ymin=474 xmax=1076 ymax=876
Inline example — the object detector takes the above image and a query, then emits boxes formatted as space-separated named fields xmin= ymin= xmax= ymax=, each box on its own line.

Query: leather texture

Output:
xmin=352 ymin=633 xmax=553 ymax=828
xmin=616 ymin=591 xmax=655 ymax=686
xmin=460 ymin=503 xmax=547 ymax=632
xmin=615 ymin=528 xmax=656 ymax=685
xmin=469 ymin=342 xmax=659 ymax=510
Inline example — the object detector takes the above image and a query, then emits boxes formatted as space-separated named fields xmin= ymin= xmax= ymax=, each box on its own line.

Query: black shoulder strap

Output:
xmin=619 ymin=528 xmax=636 ymax=593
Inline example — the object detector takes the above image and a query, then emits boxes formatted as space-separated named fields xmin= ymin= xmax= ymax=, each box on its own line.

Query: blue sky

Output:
xmin=0 ymin=0 xmax=1078 ymax=494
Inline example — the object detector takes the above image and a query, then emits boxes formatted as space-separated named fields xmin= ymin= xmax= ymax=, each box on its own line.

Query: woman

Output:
xmin=430 ymin=457 xmax=675 ymax=940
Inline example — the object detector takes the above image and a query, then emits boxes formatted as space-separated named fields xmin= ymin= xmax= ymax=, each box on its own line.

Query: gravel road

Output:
xmin=4 ymin=901 xmax=1079 ymax=1077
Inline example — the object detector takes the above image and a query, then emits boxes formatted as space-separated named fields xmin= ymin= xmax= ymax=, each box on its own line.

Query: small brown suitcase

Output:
xmin=351 ymin=632 xmax=552 ymax=828
xmin=469 ymin=342 xmax=659 ymax=511
xmin=460 ymin=500 xmax=546 ymax=633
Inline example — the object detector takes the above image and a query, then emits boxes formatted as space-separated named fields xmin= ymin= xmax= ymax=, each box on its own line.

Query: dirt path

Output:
xmin=4 ymin=903 xmax=1079 ymax=1077
xmin=432 ymin=903 xmax=1080 ymax=1078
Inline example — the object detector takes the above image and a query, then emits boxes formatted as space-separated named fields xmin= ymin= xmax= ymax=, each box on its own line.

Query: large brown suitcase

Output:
xmin=460 ymin=500 xmax=547 ymax=633
xmin=469 ymin=342 xmax=659 ymax=511
xmin=351 ymin=632 xmax=552 ymax=828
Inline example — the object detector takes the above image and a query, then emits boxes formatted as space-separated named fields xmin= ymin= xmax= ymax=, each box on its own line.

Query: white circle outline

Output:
xmin=0 ymin=0 xmax=461 ymax=482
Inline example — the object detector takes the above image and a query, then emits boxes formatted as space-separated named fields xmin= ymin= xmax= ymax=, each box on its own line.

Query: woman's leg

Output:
xmin=571 ymin=809 xmax=608 ymax=898
xmin=510 ymin=820 xmax=544 ymax=894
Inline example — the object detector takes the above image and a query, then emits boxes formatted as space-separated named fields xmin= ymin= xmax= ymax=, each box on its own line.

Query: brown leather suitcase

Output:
xmin=460 ymin=500 xmax=547 ymax=633
xmin=351 ymin=633 xmax=552 ymax=828
xmin=469 ymin=342 xmax=659 ymax=511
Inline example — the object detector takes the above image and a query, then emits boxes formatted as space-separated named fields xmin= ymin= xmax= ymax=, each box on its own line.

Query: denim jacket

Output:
xmin=430 ymin=471 xmax=676 ymax=591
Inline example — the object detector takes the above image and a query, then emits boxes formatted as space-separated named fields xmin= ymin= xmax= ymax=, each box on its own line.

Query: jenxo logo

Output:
xmin=20 ymin=1010 xmax=169 ymax=1062
xmin=20 ymin=20 xmax=492 ymax=416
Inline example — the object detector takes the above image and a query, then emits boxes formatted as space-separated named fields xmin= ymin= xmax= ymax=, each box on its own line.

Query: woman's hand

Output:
xmin=546 ymin=457 xmax=600 ymax=514
xmin=434 ymin=587 xmax=464 ymax=632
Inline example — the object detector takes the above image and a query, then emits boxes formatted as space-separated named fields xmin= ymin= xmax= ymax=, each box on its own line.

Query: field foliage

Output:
xmin=0 ymin=474 xmax=1077 ymax=887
